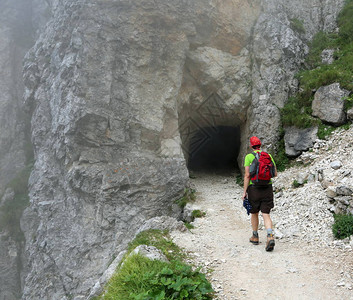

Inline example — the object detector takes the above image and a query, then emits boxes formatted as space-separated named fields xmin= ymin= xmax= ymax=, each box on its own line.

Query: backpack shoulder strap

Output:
xmin=251 ymin=151 xmax=261 ymax=158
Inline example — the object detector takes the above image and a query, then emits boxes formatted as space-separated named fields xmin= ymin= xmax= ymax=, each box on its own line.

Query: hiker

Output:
xmin=242 ymin=136 xmax=277 ymax=251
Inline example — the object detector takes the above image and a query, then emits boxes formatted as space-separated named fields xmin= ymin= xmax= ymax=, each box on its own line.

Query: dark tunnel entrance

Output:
xmin=187 ymin=126 xmax=241 ymax=174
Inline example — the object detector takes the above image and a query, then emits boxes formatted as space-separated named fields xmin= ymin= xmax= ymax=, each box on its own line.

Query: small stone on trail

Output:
xmin=330 ymin=161 xmax=342 ymax=170
xmin=287 ymin=268 xmax=298 ymax=273
xmin=274 ymin=229 xmax=284 ymax=239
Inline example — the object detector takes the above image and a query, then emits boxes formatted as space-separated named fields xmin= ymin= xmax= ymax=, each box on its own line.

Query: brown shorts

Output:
xmin=247 ymin=184 xmax=274 ymax=214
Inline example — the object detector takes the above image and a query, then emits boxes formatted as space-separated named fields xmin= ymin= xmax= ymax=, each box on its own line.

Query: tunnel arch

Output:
xmin=177 ymin=92 xmax=247 ymax=175
xmin=187 ymin=125 xmax=241 ymax=173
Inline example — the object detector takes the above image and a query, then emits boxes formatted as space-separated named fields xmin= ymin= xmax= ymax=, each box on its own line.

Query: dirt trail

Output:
xmin=171 ymin=173 xmax=353 ymax=300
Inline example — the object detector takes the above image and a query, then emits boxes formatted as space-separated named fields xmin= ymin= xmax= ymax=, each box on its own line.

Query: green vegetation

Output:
xmin=332 ymin=214 xmax=353 ymax=239
xmin=281 ymin=0 xmax=353 ymax=129
xmin=236 ymin=174 xmax=243 ymax=186
xmin=281 ymin=95 xmax=317 ymax=128
xmin=175 ymin=188 xmax=196 ymax=208
xmin=344 ymin=94 xmax=353 ymax=110
xmin=184 ymin=223 xmax=195 ymax=230
xmin=305 ymin=31 xmax=338 ymax=68
xmin=340 ymin=123 xmax=352 ymax=131
xmin=192 ymin=210 xmax=206 ymax=218
xmin=126 ymin=230 xmax=185 ymax=262
xmin=273 ymin=129 xmax=290 ymax=172
xmin=317 ymin=123 xmax=336 ymax=140
xmin=98 ymin=230 xmax=214 ymax=300
xmin=292 ymin=179 xmax=307 ymax=188
xmin=317 ymin=123 xmax=351 ymax=140
xmin=101 ymin=254 xmax=213 ymax=300
xmin=292 ymin=180 xmax=301 ymax=188
xmin=290 ymin=18 xmax=305 ymax=34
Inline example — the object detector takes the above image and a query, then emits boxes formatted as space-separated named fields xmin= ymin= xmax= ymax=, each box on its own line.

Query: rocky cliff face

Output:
xmin=248 ymin=0 xmax=345 ymax=153
xmin=0 ymin=0 xmax=346 ymax=299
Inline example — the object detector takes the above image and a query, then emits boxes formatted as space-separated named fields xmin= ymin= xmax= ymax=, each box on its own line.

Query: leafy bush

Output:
xmin=101 ymin=255 xmax=214 ymax=300
xmin=99 ymin=230 xmax=214 ymax=299
xmin=332 ymin=214 xmax=353 ymax=239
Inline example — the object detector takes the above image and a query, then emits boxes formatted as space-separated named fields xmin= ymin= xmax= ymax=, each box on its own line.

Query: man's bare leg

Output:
xmin=251 ymin=212 xmax=259 ymax=231
xmin=262 ymin=213 xmax=272 ymax=230
xmin=262 ymin=213 xmax=275 ymax=251
xmin=249 ymin=213 xmax=260 ymax=244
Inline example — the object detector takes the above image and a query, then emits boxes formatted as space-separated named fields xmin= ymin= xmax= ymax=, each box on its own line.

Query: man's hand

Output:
xmin=243 ymin=166 xmax=250 ymax=201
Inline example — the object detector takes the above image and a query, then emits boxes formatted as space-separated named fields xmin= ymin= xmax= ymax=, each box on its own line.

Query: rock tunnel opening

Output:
xmin=187 ymin=126 xmax=241 ymax=174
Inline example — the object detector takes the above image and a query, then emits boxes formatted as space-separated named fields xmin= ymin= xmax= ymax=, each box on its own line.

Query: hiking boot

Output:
xmin=249 ymin=235 xmax=259 ymax=245
xmin=265 ymin=234 xmax=275 ymax=251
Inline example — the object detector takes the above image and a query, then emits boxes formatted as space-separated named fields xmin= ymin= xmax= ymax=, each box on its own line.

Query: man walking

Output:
xmin=242 ymin=136 xmax=277 ymax=251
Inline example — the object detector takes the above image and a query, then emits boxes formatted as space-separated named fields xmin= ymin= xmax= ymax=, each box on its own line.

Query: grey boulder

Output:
xmin=312 ymin=83 xmax=350 ymax=125
xmin=284 ymin=126 xmax=318 ymax=157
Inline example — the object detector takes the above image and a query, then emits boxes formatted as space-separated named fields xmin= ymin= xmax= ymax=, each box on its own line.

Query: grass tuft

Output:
xmin=175 ymin=188 xmax=196 ymax=208
xmin=281 ymin=0 xmax=353 ymax=131
xmin=192 ymin=210 xmax=206 ymax=218
xmin=98 ymin=230 xmax=214 ymax=299
xmin=332 ymin=214 xmax=353 ymax=239
xmin=290 ymin=18 xmax=305 ymax=34
xmin=101 ymin=254 xmax=214 ymax=300
xmin=126 ymin=230 xmax=185 ymax=262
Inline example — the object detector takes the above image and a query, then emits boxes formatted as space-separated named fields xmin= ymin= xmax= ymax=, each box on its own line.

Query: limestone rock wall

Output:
xmin=0 ymin=0 xmax=347 ymax=299
xmin=20 ymin=1 xmax=263 ymax=298
xmin=246 ymin=0 xmax=345 ymax=159
xmin=22 ymin=1 xmax=192 ymax=299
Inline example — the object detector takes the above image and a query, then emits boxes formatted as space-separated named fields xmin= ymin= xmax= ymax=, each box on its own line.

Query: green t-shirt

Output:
xmin=244 ymin=150 xmax=276 ymax=185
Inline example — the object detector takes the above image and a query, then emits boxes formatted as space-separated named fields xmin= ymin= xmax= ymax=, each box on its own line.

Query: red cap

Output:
xmin=250 ymin=136 xmax=261 ymax=147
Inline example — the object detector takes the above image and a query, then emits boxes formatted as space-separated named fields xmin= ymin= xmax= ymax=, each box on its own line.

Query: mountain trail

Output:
xmin=171 ymin=173 xmax=353 ymax=300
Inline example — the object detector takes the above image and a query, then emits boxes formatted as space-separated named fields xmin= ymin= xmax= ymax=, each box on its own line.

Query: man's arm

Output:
xmin=270 ymin=154 xmax=278 ymax=177
xmin=243 ymin=166 xmax=250 ymax=199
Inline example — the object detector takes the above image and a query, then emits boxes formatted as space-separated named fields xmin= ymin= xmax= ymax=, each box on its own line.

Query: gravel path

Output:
xmin=171 ymin=173 xmax=353 ymax=300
